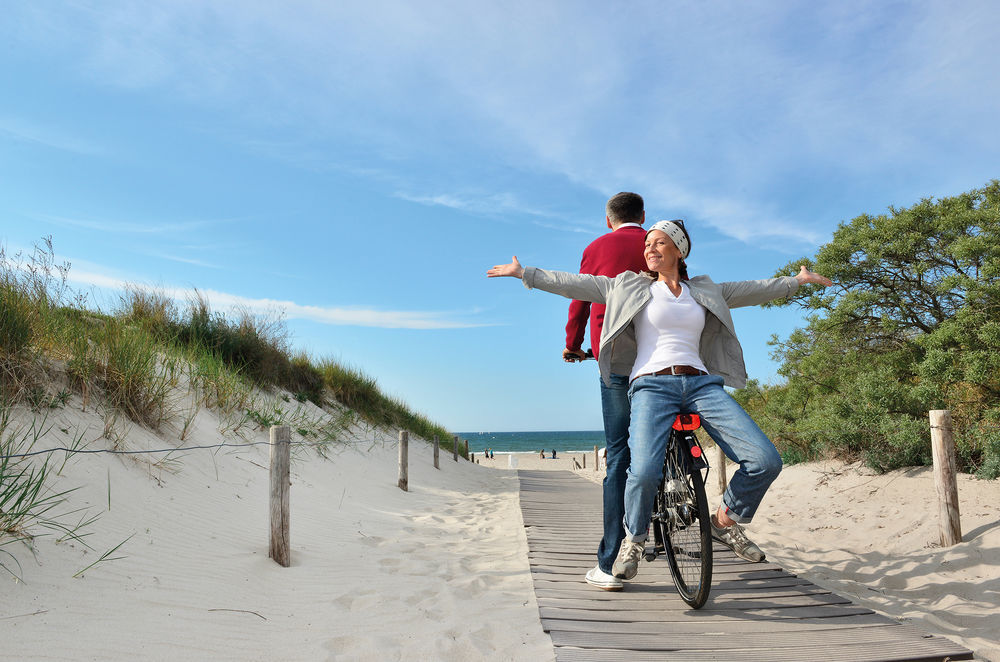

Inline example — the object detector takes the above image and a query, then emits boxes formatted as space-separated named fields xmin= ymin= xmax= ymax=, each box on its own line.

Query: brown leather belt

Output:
xmin=634 ymin=365 xmax=708 ymax=380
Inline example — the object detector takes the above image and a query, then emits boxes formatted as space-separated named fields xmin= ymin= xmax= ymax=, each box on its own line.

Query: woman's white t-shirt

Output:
xmin=629 ymin=281 xmax=709 ymax=382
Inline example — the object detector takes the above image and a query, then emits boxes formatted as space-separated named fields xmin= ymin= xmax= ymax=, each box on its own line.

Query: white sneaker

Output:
xmin=611 ymin=539 xmax=645 ymax=580
xmin=585 ymin=565 xmax=623 ymax=591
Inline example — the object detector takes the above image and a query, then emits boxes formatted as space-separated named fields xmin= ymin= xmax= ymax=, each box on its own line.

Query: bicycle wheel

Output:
xmin=654 ymin=442 xmax=713 ymax=608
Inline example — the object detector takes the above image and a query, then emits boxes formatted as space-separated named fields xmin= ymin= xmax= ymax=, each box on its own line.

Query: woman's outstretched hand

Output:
xmin=487 ymin=256 xmax=524 ymax=279
xmin=794 ymin=265 xmax=833 ymax=287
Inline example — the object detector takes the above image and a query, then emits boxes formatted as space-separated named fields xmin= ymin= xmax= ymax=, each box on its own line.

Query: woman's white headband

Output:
xmin=647 ymin=220 xmax=690 ymax=259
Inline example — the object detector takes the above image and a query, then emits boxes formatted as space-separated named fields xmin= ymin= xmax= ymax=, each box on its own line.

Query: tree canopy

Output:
xmin=735 ymin=180 xmax=1000 ymax=478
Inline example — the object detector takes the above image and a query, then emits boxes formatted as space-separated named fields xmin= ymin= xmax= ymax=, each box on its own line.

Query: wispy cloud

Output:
xmin=394 ymin=190 xmax=559 ymax=219
xmin=64 ymin=266 xmax=488 ymax=330
xmin=144 ymin=252 xmax=223 ymax=269
xmin=10 ymin=2 xmax=997 ymax=250
xmin=0 ymin=115 xmax=108 ymax=157
xmin=35 ymin=213 xmax=233 ymax=236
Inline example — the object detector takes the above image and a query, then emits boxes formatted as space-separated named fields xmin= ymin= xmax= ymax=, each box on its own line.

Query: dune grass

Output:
xmin=0 ymin=403 xmax=97 ymax=580
xmin=1 ymin=237 xmax=462 ymax=576
xmin=1 ymin=236 xmax=455 ymax=446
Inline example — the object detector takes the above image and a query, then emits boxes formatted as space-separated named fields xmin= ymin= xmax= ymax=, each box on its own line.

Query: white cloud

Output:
xmin=9 ymin=1 xmax=998 ymax=249
xmin=63 ymin=267 xmax=488 ymax=330
xmin=394 ymin=190 xmax=558 ymax=219
xmin=36 ymin=213 xmax=230 ymax=236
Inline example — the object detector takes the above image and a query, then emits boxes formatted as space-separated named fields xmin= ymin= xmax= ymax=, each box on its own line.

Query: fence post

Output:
xmin=397 ymin=430 xmax=409 ymax=492
xmin=583 ymin=453 xmax=586 ymax=469
xmin=453 ymin=435 xmax=458 ymax=462
xmin=464 ymin=439 xmax=469 ymax=459
xmin=269 ymin=425 xmax=291 ymax=567
xmin=594 ymin=445 xmax=598 ymax=471
xmin=433 ymin=435 xmax=440 ymax=469
xmin=930 ymin=410 xmax=961 ymax=546
xmin=715 ymin=444 xmax=728 ymax=493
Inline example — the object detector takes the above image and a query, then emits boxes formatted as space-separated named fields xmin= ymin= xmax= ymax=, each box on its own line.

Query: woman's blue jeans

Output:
xmin=623 ymin=374 xmax=781 ymax=542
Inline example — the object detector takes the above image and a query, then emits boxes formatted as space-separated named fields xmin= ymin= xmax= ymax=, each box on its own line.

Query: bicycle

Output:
xmin=564 ymin=351 xmax=713 ymax=606
xmin=644 ymin=412 xmax=713 ymax=609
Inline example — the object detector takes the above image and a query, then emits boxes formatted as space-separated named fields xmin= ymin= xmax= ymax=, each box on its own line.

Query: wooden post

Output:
xmin=464 ymin=438 xmax=469 ymax=459
xmin=433 ymin=435 xmax=440 ymax=469
xmin=594 ymin=445 xmax=599 ymax=472
xmin=269 ymin=425 xmax=291 ymax=567
xmin=398 ymin=430 xmax=409 ymax=491
xmin=471 ymin=452 xmax=475 ymax=462
xmin=716 ymin=444 xmax=728 ymax=493
xmin=930 ymin=410 xmax=961 ymax=546
xmin=453 ymin=435 xmax=458 ymax=462
xmin=582 ymin=454 xmax=586 ymax=469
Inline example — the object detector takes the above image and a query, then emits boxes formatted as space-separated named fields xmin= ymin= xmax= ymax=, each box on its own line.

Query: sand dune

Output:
xmin=2 ymin=398 xmax=553 ymax=661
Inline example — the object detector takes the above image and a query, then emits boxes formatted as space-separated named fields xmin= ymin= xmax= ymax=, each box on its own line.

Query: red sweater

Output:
xmin=565 ymin=224 xmax=647 ymax=358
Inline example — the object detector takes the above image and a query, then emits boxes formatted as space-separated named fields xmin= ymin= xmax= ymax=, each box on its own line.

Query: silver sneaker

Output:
xmin=585 ymin=565 xmax=623 ymax=591
xmin=611 ymin=539 xmax=644 ymax=579
xmin=711 ymin=517 xmax=765 ymax=563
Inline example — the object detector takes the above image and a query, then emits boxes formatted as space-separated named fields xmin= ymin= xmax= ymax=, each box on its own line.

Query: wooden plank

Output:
xmin=539 ymin=604 xmax=875 ymax=622
xmin=552 ymin=639 xmax=974 ymax=662
xmin=549 ymin=623 xmax=959 ymax=651
xmin=518 ymin=469 xmax=973 ymax=662
xmin=541 ymin=613 xmax=899 ymax=634
xmin=538 ymin=593 xmax=853 ymax=613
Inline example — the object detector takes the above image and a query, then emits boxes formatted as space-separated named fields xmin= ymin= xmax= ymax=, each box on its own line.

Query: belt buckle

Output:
xmin=670 ymin=365 xmax=680 ymax=375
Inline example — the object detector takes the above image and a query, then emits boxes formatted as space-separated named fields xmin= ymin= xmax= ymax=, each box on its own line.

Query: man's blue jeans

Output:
xmin=623 ymin=374 xmax=782 ymax=542
xmin=596 ymin=372 xmax=630 ymax=574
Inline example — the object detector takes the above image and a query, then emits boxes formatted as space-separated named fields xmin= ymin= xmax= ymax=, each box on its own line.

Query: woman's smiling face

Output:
xmin=644 ymin=229 xmax=681 ymax=272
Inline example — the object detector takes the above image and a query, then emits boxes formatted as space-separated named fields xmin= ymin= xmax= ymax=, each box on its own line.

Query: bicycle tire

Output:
xmin=655 ymin=445 xmax=713 ymax=608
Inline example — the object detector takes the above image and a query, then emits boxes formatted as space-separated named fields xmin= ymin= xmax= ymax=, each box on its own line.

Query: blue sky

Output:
xmin=2 ymin=2 xmax=998 ymax=432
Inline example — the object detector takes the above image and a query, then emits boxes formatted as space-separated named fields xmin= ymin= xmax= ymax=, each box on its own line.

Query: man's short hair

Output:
xmin=606 ymin=192 xmax=644 ymax=225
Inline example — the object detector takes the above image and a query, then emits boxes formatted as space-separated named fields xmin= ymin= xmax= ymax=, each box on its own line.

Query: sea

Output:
xmin=458 ymin=430 xmax=606 ymax=455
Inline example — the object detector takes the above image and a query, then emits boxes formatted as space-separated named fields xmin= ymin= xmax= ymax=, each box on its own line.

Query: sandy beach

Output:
xmin=2 ymin=398 xmax=554 ymax=662
xmin=4 ymin=401 xmax=999 ymax=661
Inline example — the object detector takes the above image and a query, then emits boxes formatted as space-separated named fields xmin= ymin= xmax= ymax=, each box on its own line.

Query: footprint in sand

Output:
xmin=331 ymin=588 xmax=378 ymax=610
xmin=379 ymin=557 xmax=401 ymax=573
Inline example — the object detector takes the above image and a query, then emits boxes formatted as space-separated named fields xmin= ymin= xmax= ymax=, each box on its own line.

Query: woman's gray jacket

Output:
xmin=521 ymin=267 xmax=799 ymax=389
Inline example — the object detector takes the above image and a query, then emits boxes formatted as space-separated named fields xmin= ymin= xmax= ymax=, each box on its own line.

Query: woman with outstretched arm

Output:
xmin=488 ymin=219 xmax=832 ymax=583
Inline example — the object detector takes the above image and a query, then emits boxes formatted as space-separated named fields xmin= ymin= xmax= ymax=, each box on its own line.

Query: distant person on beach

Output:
xmin=551 ymin=449 xmax=557 ymax=459
xmin=562 ymin=191 xmax=647 ymax=591
xmin=488 ymin=219 xmax=832 ymax=585
xmin=539 ymin=450 xmax=545 ymax=459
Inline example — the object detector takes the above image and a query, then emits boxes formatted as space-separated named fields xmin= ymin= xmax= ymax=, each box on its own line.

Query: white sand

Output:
xmin=1 ymin=398 xmax=553 ymax=661
xmin=5 ymin=400 xmax=999 ymax=661
xmin=746 ymin=459 xmax=1000 ymax=662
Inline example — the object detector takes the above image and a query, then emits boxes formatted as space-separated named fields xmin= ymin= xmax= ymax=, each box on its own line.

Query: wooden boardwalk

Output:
xmin=518 ymin=469 xmax=973 ymax=662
